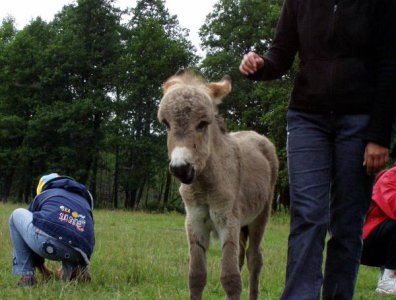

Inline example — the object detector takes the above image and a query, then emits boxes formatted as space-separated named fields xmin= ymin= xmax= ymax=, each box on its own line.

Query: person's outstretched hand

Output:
xmin=363 ymin=142 xmax=389 ymax=175
xmin=239 ymin=52 xmax=264 ymax=76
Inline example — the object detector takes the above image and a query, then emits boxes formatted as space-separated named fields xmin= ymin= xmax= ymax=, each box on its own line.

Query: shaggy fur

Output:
xmin=158 ymin=70 xmax=278 ymax=300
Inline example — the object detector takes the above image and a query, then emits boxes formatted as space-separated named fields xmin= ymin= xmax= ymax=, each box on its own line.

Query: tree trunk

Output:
xmin=273 ymin=185 xmax=290 ymax=211
xmin=144 ymin=182 xmax=150 ymax=208
xmin=1 ymin=169 xmax=14 ymax=202
xmin=124 ymin=185 xmax=130 ymax=209
xmin=89 ymin=155 xmax=98 ymax=206
xmin=129 ymin=188 xmax=138 ymax=209
xmin=134 ymin=180 xmax=146 ymax=210
xmin=157 ymin=170 xmax=165 ymax=204
xmin=112 ymin=144 xmax=120 ymax=209
xmin=162 ymin=170 xmax=172 ymax=212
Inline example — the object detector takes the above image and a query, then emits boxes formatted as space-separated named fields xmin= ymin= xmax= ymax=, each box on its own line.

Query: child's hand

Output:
xmin=37 ymin=263 xmax=55 ymax=281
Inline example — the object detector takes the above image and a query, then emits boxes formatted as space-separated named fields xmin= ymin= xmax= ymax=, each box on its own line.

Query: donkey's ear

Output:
xmin=207 ymin=75 xmax=232 ymax=105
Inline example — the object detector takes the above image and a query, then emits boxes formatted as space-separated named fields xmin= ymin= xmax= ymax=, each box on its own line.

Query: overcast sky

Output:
xmin=0 ymin=0 xmax=217 ymax=54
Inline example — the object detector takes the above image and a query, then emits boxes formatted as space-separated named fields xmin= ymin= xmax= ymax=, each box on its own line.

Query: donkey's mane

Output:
xmin=176 ymin=71 xmax=228 ymax=134
xmin=164 ymin=70 xmax=228 ymax=134
xmin=172 ymin=70 xmax=208 ymax=88
xmin=215 ymin=114 xmax=228 ymax=134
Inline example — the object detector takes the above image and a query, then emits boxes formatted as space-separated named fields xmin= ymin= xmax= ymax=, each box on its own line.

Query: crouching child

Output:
xmin=8 ymin=173 xmax=95 ymax=286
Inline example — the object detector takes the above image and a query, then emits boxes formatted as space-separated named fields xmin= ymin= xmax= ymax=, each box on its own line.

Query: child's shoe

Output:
xmin=17 ymin=275 xmax=37 ymax=287
xmin=37 ymin=263 xmax=54 ymax=281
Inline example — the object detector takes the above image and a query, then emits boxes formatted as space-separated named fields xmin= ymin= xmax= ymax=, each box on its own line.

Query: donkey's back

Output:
xmin=230 ymin=130 xmax=278 ymax=226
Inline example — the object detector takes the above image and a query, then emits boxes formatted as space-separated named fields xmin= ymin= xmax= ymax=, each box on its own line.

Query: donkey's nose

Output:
xmin=170 ymin=163 xmax=195 ymax=184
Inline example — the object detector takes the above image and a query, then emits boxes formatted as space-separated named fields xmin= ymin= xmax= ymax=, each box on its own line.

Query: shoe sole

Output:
xmin=376 ymin=287 xmax=396 ymax=295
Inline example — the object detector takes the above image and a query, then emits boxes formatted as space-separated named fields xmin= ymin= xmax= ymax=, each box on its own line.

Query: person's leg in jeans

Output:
xmin=322 ymin=114 xmax=372 ymax=300
xmin=9 ymin=208 xmax=84 ymax=284
xmin=281 ymin=109 xmax=333 ymax=300
xmin=9 ymin=208 xmax=45 ymax=276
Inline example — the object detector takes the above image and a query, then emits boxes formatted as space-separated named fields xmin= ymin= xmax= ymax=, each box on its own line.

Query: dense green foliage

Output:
xmin=2 ymin=0 xmax=392 ymax=210
xmin=0 ymin=0 xmax=293 ymax=210
xmin=0 ymin=203 xmax=386 ymax=299
xmin=0 ymin=0 xmax=196 ymax=209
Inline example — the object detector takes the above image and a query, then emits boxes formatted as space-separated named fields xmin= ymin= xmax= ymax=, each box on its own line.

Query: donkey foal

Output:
xmin=158 ymin=70 xmax=278 ymax=300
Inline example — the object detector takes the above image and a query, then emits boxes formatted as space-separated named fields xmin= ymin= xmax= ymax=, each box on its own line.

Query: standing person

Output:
xmin=239 ymin=0 xmax=396 ymax=299
xmin=361 ymin=160 xmax=396 ymax=295
xmin=9 ymin=173 xmax=95 ymax=286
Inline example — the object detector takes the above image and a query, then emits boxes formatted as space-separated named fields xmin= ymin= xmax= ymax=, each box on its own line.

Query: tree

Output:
xmin=45 ymin=0 xmax=123 ymax=196
xmin=0 ymin=0 xmax=124 ymax=202
xmin=0 ymin=18 xmax=55 ymax=202
xmin=199 ymin=0 xmax=294 ymax=209
xmin=0 ymin=0 xmax=197 ymax=209
xmin=0 ymin=17 xmax=18 ymax=201
xmin=114 ymin=0 xmax=197 ymax=209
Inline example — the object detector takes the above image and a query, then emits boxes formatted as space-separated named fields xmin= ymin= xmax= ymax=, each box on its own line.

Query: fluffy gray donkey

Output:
xmin=158 ymin=70 xmax=278 ymax=300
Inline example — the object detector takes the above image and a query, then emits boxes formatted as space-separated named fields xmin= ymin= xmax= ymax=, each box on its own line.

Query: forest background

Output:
xmin=1 ymin=0 xmax=392 ymax=211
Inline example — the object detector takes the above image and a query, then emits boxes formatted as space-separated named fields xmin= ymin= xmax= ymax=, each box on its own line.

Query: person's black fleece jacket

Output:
xmin=365 ymin=0 xmax=396 ymax=147
xmin=248 ymin=0 xmax=396 ymax=148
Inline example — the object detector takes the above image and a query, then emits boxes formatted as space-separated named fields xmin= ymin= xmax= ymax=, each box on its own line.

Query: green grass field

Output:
xmin=0 ymin=203 xmax=391 ymax=299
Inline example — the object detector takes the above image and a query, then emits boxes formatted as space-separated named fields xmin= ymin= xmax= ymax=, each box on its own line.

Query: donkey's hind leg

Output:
xmin=246 ymin=209 xmax=270 ymax=300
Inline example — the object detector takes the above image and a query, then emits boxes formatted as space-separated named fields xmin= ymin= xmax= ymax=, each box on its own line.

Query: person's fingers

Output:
xmin=366 ymin=153 xmax=389 ymax=174
xmin=239 ymin=62 xmax=248 ymax=75
xmin=363 ymin=149 xmax=367 ymax=167
xmin=365 ymin=156 xmax=374 ymax=174
xmin=377 ymin=152 xmax=389 ymax=172
xmin=363 ymin=147 xmax=375 ymax=174
xmin=239 ymin=52 xmax=264 ymax=75
xmin=239 ymin=61 xmax=252 ymax=75
xmin=239 ymin=54 xmax=256 ymax=74
xmin=371 ymin=157 xmax=380 ymax=175
xmin=255 ymin=56 xmax=264 ymax=67
xmin=364 ymin=143 xmax=390 ymax=174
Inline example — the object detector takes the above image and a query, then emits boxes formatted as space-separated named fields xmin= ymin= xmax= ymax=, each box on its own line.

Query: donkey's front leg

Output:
xmin=186 ymin=210 xmax=211 ymax=300
xmin=213 ymin=214 xmax=242 ymax=300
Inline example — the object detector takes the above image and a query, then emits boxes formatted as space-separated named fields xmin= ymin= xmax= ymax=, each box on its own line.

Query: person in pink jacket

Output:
xmin=362 ymin=157 xmax=396 ymax=295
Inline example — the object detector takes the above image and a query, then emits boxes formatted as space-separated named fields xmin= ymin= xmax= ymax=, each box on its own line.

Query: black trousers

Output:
xmin=361 ymin=219 xmax=396 ymax=269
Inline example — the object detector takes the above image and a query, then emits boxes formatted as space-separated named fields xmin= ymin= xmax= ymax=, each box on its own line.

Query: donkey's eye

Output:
xmin=196 ymin=121 xmax=209 ymax=131
xmin=162 ymin=120 xmax=170 ymax=130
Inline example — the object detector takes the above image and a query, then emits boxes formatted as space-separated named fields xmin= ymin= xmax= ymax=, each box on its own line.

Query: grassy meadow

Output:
xmin=0 ymin=203 xmax=391 ymax=299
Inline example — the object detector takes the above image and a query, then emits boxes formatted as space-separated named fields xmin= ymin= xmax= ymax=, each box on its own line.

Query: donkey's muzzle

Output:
xmin=169 ymin=163 xmax=195 ymax=184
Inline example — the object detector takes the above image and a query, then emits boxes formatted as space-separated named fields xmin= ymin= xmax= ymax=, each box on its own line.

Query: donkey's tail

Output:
xmin=241 ymin=225 xmax=249 ymax=242
xmin=239 ymin=226 xmax=249 ymax=270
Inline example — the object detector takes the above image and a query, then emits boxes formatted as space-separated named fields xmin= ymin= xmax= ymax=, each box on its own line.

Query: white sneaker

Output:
xmin=376 ymin=276 xmax=396 ymax=295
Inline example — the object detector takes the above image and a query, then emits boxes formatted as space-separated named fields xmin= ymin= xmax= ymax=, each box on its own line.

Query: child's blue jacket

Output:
xmin=28 ymin=178 xmax=95 ymax=265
